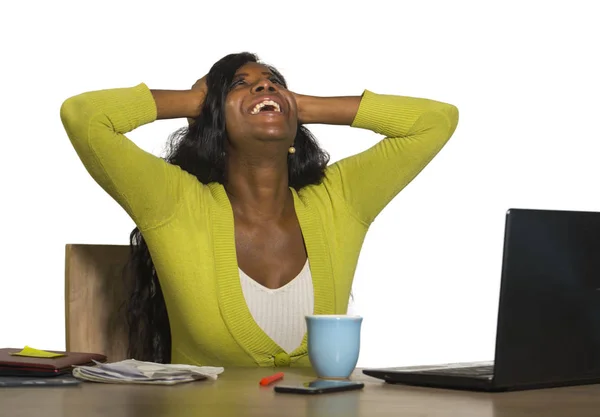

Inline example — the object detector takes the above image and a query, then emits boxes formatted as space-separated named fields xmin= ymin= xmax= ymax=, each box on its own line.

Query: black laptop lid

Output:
xmin=494 ymin=208 xmax=600 ymax=386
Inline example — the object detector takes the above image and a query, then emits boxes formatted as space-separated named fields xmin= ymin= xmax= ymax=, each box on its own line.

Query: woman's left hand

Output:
xmin=290 ymin=91 xmax=306 ymax=124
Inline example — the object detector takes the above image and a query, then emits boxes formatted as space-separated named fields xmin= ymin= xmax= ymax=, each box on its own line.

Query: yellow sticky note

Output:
xmin=9 ymin=346 xmax=66 ymax=358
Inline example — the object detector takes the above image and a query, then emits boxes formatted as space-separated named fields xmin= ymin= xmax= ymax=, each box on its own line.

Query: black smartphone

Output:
xmin=273 ymin=379 xmax=364 ymax=395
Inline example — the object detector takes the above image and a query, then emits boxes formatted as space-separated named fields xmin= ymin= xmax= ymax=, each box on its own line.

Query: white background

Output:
xmin=1 ymin=0 xmax=599 ymax=368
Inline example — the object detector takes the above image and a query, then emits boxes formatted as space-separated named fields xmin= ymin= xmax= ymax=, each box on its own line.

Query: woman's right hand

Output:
xmin=188 ymin=75 xmax=208 ymax=125
xmin=191 ymin=75 xmax=208 ymax=96
xmin=151 ymin=75 xmax=207 ymax=122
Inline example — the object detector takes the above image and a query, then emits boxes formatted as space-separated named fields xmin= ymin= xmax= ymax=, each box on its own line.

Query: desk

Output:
xmin=1 ymin=368 xmax=600 ymax=417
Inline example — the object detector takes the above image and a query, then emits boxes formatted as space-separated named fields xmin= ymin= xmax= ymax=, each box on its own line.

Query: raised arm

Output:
xmin=60 ymin=81 xmax=205 ymax=230
xmin=296 ymin=90 xmax=458 ymax=225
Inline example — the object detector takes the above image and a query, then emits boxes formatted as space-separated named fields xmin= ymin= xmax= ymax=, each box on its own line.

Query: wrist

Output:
xmin=188 ymin=89 xmax=205 ymax=119
xmin=294 ymin=94 xmax=318 ymax=124
xmin=295 ymin=94 xmax=361 ymax=126
xmin=151 ymin=89 xmax=204 ymax=120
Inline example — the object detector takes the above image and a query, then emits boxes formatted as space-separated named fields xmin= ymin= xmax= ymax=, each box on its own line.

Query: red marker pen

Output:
xmin=260 ymin=372 xmax=284 ymax=386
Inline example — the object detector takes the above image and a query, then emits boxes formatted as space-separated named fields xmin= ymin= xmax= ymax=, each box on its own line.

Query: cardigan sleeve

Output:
xmin=324 ymin=90 xmax=459 ymax=225
xmin=60 ymin=83 xmax=187 ymax=230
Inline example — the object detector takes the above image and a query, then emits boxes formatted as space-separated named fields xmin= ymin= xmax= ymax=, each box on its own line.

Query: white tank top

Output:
xmin=239 ymin=260 xmax=314 ymax=353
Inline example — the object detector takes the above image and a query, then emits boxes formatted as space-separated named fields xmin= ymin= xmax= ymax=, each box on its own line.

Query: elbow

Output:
xmin=442 ymin=103 xmax=459 ymax=138
xmin=59 ymin=95 xmax=82 ymax=131
xmin=60 ymin=94 xmax=96 ymax=140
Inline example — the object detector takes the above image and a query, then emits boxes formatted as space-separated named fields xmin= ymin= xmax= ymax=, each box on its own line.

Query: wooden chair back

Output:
xmin=64 ymin=244 xmax=131 ymax=362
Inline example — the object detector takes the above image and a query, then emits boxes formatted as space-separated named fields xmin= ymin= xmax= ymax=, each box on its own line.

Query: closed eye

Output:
xmin=269 ymin=76 xmax=286 ymax=87
xmin=230 ymin=79 xmax=246 ymax=89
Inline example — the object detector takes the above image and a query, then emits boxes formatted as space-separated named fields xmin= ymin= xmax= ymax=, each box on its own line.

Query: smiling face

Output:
xmin=224 ymin=62 xmax=298 ymax=153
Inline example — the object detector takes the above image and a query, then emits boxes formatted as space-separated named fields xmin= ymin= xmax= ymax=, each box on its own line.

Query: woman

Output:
xmin=60 ymin=52 xmax=459 ymax=367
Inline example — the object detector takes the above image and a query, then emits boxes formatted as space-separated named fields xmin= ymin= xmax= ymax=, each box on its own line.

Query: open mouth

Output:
xmin=250 ymin=99 xmax=282 ymax=115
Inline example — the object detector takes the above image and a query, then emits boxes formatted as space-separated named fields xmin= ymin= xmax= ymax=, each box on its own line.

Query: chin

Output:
xmin=254 ymin=128 xmax=294 ymax=142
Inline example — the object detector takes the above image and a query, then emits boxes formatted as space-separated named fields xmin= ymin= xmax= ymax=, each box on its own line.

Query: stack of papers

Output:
xmin=72 ymin=359 xmax=224 ymax=385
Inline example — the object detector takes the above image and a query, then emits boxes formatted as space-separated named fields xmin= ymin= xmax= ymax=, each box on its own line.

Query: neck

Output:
xmin=224 ymin=147 xmax=291 ymax=221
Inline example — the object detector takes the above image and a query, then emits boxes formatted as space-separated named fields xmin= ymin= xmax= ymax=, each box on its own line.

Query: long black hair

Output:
xmin=126 ymin=52 xmax=330 ymax=363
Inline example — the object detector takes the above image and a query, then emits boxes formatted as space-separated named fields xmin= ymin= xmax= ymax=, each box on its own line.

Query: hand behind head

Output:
xmin=188 ymin=75 xmax=208 ymax=125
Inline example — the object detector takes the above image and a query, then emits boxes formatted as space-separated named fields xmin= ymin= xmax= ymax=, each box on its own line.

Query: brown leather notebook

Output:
xmin=0 ymin=348 xmax=107 ymax=376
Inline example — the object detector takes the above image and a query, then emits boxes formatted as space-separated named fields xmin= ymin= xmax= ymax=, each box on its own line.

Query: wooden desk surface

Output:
xmin=2 ymin=368 xmax=600 ymax=417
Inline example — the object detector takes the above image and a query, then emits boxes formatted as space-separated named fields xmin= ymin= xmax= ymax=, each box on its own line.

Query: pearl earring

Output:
xmin=288 ymin=146 xmax=296 ymax=154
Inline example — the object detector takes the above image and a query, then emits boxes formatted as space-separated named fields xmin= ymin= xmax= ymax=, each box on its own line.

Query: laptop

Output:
xmin=363 ymin=208 xmax=600 ymax=392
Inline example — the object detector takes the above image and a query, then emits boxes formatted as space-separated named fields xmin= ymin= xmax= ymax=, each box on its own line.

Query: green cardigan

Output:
xmin=60 ymin=83 xmax=459 ymax=367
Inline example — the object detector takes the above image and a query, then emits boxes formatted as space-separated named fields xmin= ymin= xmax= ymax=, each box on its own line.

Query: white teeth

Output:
xmin=251 ymin=100 xmax=281 ymax=115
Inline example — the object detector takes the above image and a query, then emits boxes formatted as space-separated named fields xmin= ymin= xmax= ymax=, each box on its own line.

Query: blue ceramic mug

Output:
xmin=305 ymin=315 xmax=363 ymax=379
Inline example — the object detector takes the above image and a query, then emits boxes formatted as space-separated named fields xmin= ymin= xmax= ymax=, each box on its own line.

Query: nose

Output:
xmin=252 ymin=77 xmax=277 ymax=93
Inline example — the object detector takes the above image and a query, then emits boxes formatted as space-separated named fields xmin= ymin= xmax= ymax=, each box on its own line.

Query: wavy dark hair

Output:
xmin=126 ymin=52 xmax=330 ymax=363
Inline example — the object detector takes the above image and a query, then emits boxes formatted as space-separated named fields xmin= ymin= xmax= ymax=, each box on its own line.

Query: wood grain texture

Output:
xmin=64 ymin=244 xmax=131 ymax=362
xmin=2 ymin=368 xmax=600 ymax=417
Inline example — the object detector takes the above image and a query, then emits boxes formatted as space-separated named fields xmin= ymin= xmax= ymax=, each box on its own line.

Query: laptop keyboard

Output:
xmin=416 ymin=365 xmax=494 ymax=378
